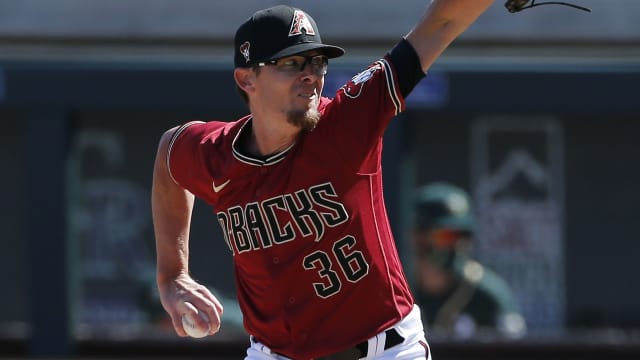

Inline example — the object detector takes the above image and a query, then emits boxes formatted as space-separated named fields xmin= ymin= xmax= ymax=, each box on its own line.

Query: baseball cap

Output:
xmin=414 ymin=183 xmax=475 ymax=232
xmin=234 ymin=5 xmax=345 ymax=68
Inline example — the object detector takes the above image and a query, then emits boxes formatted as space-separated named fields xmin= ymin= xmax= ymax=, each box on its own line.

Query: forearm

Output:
xmin=151 ymin=129 xmax=196 ymax=286
xmin=153 ymin=186 xmax=194 ymax=285
xmin=406 ymin=0 xmax=494 ymax=71
xmin=151 ymin=128 xmax=224 ymax=337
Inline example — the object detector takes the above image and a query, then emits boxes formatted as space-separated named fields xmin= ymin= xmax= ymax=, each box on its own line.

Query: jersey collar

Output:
xmin=232 ymin=117 xmax=297 ymax=166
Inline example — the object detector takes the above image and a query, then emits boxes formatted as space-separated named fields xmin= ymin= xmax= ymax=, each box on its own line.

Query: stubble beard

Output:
xmin=287 ymin=107 xmax=320 ymax=132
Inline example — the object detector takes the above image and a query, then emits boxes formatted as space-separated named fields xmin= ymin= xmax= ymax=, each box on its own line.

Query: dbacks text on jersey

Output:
xmin=216 ymin=182 xmax=349 ymax=255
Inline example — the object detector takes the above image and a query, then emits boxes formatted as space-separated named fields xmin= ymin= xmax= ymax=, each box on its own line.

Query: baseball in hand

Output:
xmin=181 ymin=306 xmax=211 ymax=338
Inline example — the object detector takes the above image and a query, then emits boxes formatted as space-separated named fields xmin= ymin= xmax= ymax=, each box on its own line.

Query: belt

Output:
xmin=317 ymin=328 xmax=405 ymax=360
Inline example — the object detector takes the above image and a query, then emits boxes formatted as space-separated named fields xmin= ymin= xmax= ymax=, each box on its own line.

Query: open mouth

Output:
xmin=299 ymin=89 xmax=318 ymax=99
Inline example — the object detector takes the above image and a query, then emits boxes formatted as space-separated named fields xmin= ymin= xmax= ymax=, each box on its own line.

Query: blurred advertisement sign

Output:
xmin=406 ymin=71 xmax=449 ymax=109
xmin=471 ymin=116 xmax=565 ymax=333
xmin=69 ymin=130 xmax=154 ymax=337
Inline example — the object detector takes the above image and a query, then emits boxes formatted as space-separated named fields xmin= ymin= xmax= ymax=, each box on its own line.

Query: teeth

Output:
xmin=302 ymin=90 xmax=317 ymax=98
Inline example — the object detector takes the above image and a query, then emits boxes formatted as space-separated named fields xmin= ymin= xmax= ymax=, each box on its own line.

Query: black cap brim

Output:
xmin=269 ymin=43 xmax=345 ymax=61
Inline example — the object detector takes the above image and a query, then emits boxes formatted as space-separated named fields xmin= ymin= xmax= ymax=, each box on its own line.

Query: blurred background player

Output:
xmin=412 ymin=182 xmax=526 ymax=339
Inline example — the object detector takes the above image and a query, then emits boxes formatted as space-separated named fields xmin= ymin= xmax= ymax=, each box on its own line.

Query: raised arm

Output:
xmin=151 ymin=128 xmax=222 ymax=337
xmin=405 ymin=0 xmax=494 ymax=72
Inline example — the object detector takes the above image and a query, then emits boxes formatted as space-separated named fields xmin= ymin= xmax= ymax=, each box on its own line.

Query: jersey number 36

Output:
xmin=302 ymin=235 xmax=369 ymax=298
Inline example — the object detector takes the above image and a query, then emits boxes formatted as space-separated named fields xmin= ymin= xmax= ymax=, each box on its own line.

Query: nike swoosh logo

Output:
xmin=212 ymin=179 xmax=231 ymax=193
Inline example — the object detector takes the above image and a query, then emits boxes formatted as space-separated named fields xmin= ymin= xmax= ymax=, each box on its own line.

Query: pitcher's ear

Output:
xmin=234 ymin=68 xmax=255 ymax=93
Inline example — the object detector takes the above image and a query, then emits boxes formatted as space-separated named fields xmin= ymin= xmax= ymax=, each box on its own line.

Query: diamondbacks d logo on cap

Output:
xmin=289 ymin=10 xmax=316 ymax=37
xmin=240 ymin=41 xmax=251 ymax=63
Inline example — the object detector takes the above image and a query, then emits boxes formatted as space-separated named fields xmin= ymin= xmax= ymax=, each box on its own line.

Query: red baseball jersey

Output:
xmin=168 ymin=56 xmax=414 ymax=359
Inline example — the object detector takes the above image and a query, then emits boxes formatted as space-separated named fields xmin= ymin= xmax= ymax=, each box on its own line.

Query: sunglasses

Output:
xmin=257 ymin=54 xmax=328 ymax=77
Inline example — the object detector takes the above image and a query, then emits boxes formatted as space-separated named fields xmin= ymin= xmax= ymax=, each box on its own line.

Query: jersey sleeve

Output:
xmin=167 ymin=121 xmax=226 ymax=200
xmin=335 ymin=56 xmax=405 ymax=127
xmin=321 ymin=55 xmax=406 ymax=173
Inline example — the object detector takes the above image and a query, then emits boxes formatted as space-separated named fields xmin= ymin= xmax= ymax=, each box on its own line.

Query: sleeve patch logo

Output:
xmin=341 ymin=63 xmax=382 ymax=99
xmin=240 ymin=41 xmax=251 ymax=63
